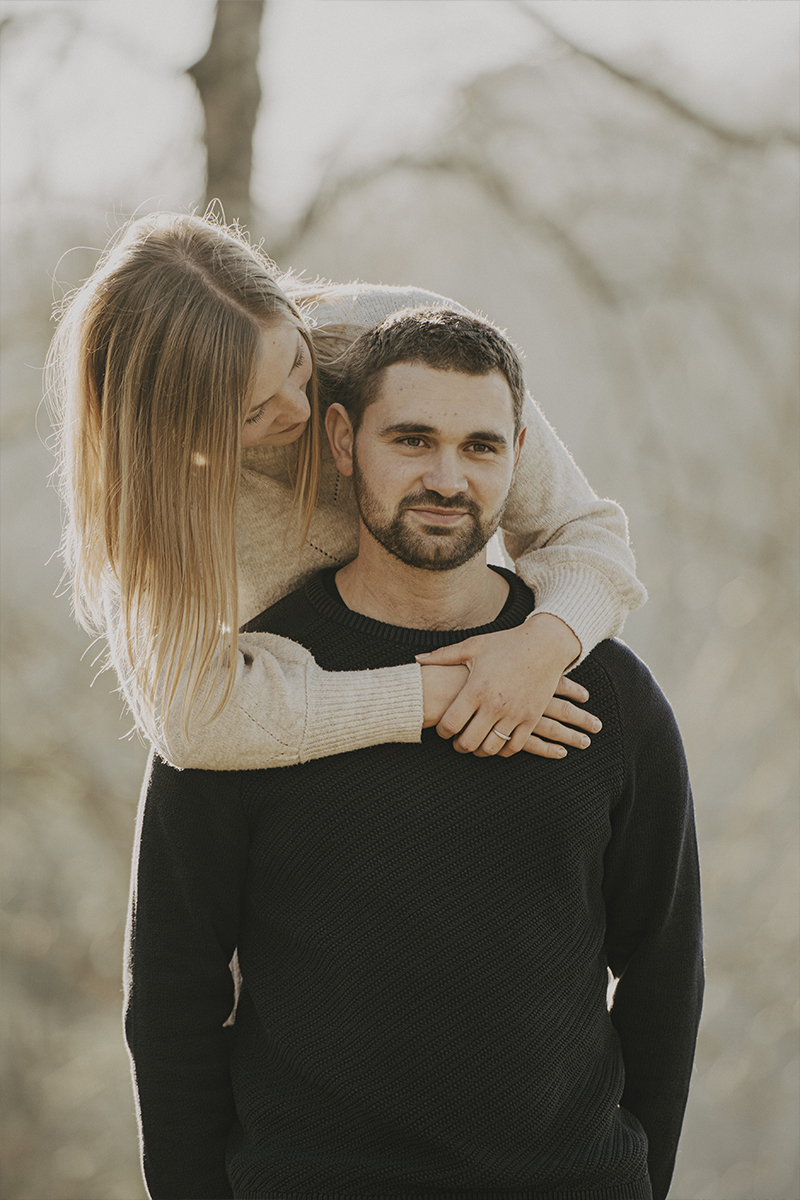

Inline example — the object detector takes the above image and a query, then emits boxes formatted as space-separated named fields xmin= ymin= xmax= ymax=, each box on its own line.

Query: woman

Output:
xmin=47 ymin=210 xmax=646 ymax=769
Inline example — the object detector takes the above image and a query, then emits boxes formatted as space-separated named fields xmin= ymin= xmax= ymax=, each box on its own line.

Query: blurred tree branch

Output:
xmin=273 ymin=149 xmax=618 ymax=306
xmin=512 ymin=0 xmax=800 ymax=148
xmin=188 ymin=0 xmax=266 ymax=231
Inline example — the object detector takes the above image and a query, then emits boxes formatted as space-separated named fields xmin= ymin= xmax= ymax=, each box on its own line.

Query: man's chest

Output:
xmin=242 ymin=731 xmax=617 ymax=957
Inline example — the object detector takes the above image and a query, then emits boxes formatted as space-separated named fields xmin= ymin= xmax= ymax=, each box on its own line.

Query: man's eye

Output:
xmin=399 ymin=436 xmax=426 ymax=448
xmin=468 ymin=443 xmax=494 ymax=454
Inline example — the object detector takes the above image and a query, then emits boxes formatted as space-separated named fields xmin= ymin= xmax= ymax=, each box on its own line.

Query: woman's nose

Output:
xmin=283 ymin=382 xmax=310 ymax=425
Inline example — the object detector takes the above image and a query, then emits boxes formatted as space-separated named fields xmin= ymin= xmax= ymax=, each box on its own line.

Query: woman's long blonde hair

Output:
xmin=47 ymin=211 xmax=321 ymax=749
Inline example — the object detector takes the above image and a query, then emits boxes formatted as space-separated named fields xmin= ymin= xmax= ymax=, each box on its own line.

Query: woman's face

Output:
xmin=241 ymin=322 xmax=313 ymax=448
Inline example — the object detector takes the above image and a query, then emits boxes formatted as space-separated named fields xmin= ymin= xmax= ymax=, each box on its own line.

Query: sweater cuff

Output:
xmin=524 ymin=565 xmax=626 ymax=666
xmin=302 ymin=662 xmax=424 ymax=760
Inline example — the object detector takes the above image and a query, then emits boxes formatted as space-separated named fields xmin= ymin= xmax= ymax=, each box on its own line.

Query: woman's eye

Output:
xmin=246 ymin=403 xmax=267 ymax=426
xmin=292 ymin=347 xmax=306 ymax=371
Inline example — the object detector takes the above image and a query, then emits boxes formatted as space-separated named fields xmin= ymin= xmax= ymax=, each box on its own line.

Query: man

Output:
xmin=125 ymin=309 xmax=703 ymax=1200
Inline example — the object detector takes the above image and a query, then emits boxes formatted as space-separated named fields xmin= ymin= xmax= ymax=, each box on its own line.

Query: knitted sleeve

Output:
xmin=599 ymin=645 xmax=703 ymax=1200
xmin=108 ymin=621 xmax=424 ymax=772
xmin=178 ymin=635 xmax=423 ymax=770
xmin=124 ymin=754 xmax=246 ymax=1198
xmin=499 ymin=392 xmax=646 ymax=660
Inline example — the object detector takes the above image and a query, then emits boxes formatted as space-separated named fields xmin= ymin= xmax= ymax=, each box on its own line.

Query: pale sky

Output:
xmin=0 ymin=0 xmax=797 ymax=221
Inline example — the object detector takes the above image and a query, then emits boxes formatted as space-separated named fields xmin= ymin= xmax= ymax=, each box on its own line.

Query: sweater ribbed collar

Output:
xmin=305 ymin=566 xmax=535 ymax=651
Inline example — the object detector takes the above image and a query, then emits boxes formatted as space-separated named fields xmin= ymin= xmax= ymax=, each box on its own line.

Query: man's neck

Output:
xmin=334 ymin=542 xmax=510 ymax=631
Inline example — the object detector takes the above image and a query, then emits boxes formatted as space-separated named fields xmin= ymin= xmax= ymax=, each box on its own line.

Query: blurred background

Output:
xmin=1 ymin=1 xmax=798 ymax=1197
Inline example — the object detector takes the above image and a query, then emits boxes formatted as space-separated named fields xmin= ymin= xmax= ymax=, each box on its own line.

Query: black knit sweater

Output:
xmin=124 ymin=568 xmax=702 ymax=1200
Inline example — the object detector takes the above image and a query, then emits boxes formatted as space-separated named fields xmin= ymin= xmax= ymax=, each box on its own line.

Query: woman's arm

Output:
xmin=112 ymin=628 xmax=426 ymax=771
xmin=499 ymin=390 xmax=646 ymax=653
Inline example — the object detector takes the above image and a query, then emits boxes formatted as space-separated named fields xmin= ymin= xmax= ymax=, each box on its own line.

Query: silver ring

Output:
xmin=491 ymin=727 xmax=512 ymax=742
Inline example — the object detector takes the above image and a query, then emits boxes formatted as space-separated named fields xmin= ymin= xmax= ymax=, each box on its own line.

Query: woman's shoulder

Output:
xmin=299 ymin=282 xmax=473 ymax=331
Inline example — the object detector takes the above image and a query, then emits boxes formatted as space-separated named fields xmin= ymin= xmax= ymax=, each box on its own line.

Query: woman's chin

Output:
xmin=243 ymin=423 xmax=307 ymax=449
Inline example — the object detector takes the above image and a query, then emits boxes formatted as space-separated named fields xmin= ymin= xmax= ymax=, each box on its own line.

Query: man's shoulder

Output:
xmin=144 ymin=747 xmax=244 ymax=803
xmin=580 ymin=638 xmax=682 ymax=746
xmin=241 ymin=573 xmax=326 ymax=638
xmin=585 ymin=636 xmax=654 ymax=685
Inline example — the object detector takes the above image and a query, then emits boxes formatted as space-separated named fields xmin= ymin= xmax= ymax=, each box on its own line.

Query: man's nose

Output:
xmin=422 ymin=452 xmax=468 ymax=497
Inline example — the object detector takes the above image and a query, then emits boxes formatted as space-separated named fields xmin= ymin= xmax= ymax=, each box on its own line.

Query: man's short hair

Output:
xmin=328 ymin=307 xmax=526 ymax=437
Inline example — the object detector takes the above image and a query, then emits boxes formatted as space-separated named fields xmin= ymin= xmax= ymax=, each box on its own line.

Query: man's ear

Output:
xmin=512 ymin=425 xmax=526 ymax=473
xmin=325 ymin=403 xmax=356 ymax=477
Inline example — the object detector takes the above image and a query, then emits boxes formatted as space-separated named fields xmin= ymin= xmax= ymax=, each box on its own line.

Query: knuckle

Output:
xmin=453 ymin=730 xmax=478 ymax=752
xmin=473 ymin=685 xmax=502 ymax=710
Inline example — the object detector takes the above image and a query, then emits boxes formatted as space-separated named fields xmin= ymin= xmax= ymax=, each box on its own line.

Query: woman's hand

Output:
xmin=416 ymin=613 xmax=601 ymax=759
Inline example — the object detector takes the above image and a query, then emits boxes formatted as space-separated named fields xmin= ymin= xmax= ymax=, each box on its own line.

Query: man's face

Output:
xmin=350 ymin=363 xmax=523 ymax=571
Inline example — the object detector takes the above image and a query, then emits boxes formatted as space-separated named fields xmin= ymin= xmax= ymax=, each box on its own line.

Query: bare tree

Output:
xmin=188 ymin=0 xmax=266 ymax=232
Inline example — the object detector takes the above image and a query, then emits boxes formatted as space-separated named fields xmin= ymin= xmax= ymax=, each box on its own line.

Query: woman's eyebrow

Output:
xmin=247 ymin=333 xmax=303 ymax=413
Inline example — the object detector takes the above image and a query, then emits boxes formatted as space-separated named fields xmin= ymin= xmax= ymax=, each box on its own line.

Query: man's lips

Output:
xmin=407 ymin=507 xmax=469 ymax=525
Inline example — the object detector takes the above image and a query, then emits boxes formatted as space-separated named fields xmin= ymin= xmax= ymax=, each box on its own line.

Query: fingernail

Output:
xmin=557 ymin=746 xmax=567 ymax=757
xmin=579 ymin=688 xmax=589 ymax=700
xmin=591 ymin=719 xmax=602 ymax=732
xmin=415 ymin=652 xmax=431 ymax=660
xmin=579 ymin=735 xmax=590 ymax=748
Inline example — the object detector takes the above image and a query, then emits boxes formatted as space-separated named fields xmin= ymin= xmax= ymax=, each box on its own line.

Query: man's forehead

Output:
xmin=371 ymin=362 xmax=516 ymax=427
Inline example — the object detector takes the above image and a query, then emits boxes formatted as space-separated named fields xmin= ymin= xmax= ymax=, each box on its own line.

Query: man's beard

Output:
xmin=352 ymin=457 xmax=508 ymax=572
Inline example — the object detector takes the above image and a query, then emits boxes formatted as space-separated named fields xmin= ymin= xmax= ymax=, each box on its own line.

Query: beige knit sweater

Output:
xmin=130 ymin=285 xmax=646 ymax=770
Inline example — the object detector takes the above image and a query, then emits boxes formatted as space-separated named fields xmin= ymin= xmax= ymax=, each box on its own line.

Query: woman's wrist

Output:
xmin=523 ymin=611 xmax=582 ymax=673
xmin=420 ymin=663 xmax=470 ymax=727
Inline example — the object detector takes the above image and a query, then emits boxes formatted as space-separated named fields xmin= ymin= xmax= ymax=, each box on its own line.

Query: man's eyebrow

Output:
xmin=379 ymin=422 xmax=438 ymax=436
xmin=379 ymin=421 xmax=509 ymax=447
xmin=467 ymin=429 xmax=510 ymax=447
